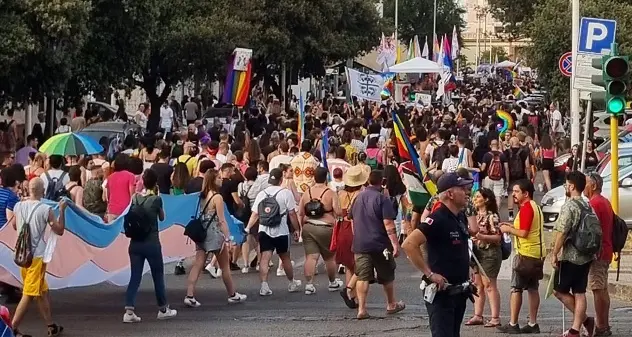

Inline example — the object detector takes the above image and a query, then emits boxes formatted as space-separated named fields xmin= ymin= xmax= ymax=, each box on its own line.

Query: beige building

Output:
xmin=459 ymin=0 xmax=530 ymax=67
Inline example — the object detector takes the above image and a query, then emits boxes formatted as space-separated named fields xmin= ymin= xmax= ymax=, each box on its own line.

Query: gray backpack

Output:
xmin=568 ymin=200 xmax=603 ymax=257
xmin=258 ymin=190 xmax=285 ymax=228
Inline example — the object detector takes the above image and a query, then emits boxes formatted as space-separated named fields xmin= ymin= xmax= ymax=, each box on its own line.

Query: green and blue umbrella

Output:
xmin=39 ymin=132 xmax=104 ymax=156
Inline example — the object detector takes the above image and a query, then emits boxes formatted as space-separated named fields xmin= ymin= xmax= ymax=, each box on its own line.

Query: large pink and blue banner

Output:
xmin=0 ymin=193 xmax=244 ymax=289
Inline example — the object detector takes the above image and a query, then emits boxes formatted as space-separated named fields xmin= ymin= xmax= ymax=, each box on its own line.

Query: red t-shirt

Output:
xmin=518 ymin=200 xmax=535 ymax=231
xmin=590 ymin=194 xmax=614 ymax=261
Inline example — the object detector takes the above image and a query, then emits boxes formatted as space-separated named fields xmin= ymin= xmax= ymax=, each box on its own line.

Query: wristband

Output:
xmin=426 ymin=272 xmax=434 ymax=279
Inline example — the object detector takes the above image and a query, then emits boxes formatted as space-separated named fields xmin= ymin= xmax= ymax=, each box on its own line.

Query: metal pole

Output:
xmin=483 ymin=14 xmax=488 ymax=63
xmin=489 ymin=30 xmax=493 ymax=64
xmin=432 ymin=0 xmax=437 ymax=48
xmin=580 ymin=94 xmax=592 ymax=172
xmin=476 ymin=10 xmax=481 ymax=68
xmin=395 ymin=0 xmax=399 ymax=44
xmin=570 ymin=0 xmax=581 ymax=145
xmin=281 ymin=61 xmax=287 ymax=112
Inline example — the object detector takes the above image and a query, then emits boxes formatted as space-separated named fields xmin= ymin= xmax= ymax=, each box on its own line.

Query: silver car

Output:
xmin=541 ymin=143 xmax=632 ymax=228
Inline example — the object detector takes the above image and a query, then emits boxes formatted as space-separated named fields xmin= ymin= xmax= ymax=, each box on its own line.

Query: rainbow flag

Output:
xmin=392 ymin=110 xmax=437 ymax=208
xmin=433 ymin=34 xmax=440 ymax=62
xmin=513 ymin=85 xmax=525 ymax=99
xmin=222 ymin=52 xmax=252 ymax=107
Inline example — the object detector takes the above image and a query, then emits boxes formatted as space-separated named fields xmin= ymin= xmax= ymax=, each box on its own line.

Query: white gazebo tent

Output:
xmin=495 ymin=60 xmax=516 ymax=68
xmin=387 ymin=57 xmax=443 ymax=73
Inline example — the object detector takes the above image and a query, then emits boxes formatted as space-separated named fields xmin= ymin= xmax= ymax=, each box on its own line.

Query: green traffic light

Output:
xmin=608 ymin=97 xmax=625 ymax=114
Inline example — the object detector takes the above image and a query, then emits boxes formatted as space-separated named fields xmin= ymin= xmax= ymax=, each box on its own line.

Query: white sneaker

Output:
xmin=184 ymin=296 xmax=201 ymax=308
xmin=157 ymin=307 xmax=177 ymax=320
xmin=241 ymin=266 xmax=249 ymax=274
xmin=123 ymin=312 xmax=141 ymax=323
xmin=255 ymin=265 xmax=260 ymax=272
xmin=288 ymin=279 xmax=302 ymax=293
xmin=328 ymin=278 xmax=344 ymax=292
xmin=276 ymin=267 xmax=286 ymax=276
xmin=259 ymin=282 xmax=273 ymax=296
xmin=228 ymin=292 xmax=247 ymax=303
xmin=208 ymin=266 xmax=222 ymax=278
xmin=305 ymin=283 xmax=316 ymax=295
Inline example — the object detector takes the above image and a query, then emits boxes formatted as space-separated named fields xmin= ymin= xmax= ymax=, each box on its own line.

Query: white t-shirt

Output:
xmin=551 ymin=109 xmax=564 ymax=133
xmin=269 ymin=154 xmax=293 ymax=170
xmin=135 ymin=111 xmax=148 ymax=129
xmin=441 ymin=157 xmax=459 ymax=173
xmin=14 ymin=200 xmax=52 ymax=258
xmin=251 ymin=186 xmax=296 ymax=238
xmin=40 ymin=169 xmax=70 ymax=193
xmin=160 ymin=106 xmax=174 ymax=129
xmin=55 ymin=125 xmax=71 ymax=134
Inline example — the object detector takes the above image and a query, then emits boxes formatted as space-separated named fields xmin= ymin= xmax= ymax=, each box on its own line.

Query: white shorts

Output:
xmin=483 ymin=177 xmax=504 ymax=197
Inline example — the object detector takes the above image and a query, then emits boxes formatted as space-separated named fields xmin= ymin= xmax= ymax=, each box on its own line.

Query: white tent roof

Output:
xmin=495 ymin=60 xmax=516 ymax=68
xmin=387 ymin=57 xmax=442 ymax=74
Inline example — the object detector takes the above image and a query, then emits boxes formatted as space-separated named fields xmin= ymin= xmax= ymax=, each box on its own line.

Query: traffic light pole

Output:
xmin=610 ymin=42 xmax=620 ymax=217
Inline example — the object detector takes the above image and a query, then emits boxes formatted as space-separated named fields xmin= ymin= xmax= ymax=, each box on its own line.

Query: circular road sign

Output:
xmin=559 ymin=52 xmax=572 ymax=77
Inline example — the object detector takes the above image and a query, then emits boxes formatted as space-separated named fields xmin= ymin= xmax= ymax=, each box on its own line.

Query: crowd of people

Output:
xmin=0 ymin=76 xmax=620 ymax=337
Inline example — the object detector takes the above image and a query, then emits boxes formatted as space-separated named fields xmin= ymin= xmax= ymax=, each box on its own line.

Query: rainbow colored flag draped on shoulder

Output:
xmin=391 ymin=111 xmax=437 ymax=208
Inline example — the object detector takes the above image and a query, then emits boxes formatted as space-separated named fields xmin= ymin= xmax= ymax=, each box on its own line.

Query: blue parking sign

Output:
xmin=578 ymin=17 xmax=616 ymax=55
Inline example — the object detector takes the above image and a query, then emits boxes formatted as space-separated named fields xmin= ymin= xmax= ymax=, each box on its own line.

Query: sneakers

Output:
xmin=228 ymin=292 xmax=247 ymax=303
xmin=229 ymin=262 xmax=241 ymax=271
xmin=305 ymin=283 xmax=316 ymax=295
xmin=338 ymin=265 xmax=346 ymax=274
xmin=157 ymin=307 xmax=177 ymax=320
xmin=561 ymin=330 xmax=580 ymax=337
xmin=206 ymin=265 xmax=222 ymax=278
xmin=328 ymin=278 xmax=344 ymax=292
xmin=497 ymin=323 xmax=521 ymax=334
xmin=259 ymin=282 xmax=273 ymax=296
xmin=276 ymin=267 xmax=286 ymax=277
xmin=184 ymin=296 xmax=201 ymax=308
xmin=288 ymin=279 xmax=302 ymax=292
xmin=47 ymin=324 xmax=64 ymax=337
xmin=174 ymin=263 xmax=185 ymax=275
xmin=241 ymin=266 xmax=250 ymax=274
xmin=594 ymin=326 xmax=612 ymax=336
xmin=583 ymin=316 xmax=595 ymax=337
xmin=520 ymin=323 xmax=541 ymax=334
xmin=123 ymin=312 xmax=141 ymax=323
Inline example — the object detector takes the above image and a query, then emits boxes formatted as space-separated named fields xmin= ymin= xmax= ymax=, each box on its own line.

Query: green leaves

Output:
xmin=382 ymin=0 xmax=465 ymax=44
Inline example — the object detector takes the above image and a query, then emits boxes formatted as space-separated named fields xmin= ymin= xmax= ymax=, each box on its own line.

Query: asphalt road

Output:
xmin=11 ymin=242 xmax=632 ymax=337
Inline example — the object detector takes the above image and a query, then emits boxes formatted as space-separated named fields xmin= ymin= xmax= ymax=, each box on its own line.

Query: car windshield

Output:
xmin=596 ymin=152 xmax=632 ymax=178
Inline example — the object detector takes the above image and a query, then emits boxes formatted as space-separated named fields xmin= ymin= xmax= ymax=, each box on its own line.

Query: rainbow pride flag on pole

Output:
xmin=222 ymin=48 xmax=253 ymax=107
xmin=513 ymin=84 xmax=525 ymax=99
xmin=392 ymin=110 xmax=437 ymax=208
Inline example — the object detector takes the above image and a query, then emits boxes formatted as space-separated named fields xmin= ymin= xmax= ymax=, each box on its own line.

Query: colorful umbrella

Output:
xmin=39 ymin=133 xmax=104 ymax=156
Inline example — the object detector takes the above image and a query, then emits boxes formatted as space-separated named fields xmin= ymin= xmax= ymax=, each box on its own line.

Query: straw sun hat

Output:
xmin=343 ymin=165 xmax=370 ymax=187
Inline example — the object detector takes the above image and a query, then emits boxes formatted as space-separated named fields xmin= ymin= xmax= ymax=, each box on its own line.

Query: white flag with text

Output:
xmin=346 ymin=67 xmax=385 ymax=102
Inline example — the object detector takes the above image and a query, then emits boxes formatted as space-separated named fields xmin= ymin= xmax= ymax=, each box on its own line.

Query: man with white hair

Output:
xmin=8 ymin=178 xmax=67 ymax=337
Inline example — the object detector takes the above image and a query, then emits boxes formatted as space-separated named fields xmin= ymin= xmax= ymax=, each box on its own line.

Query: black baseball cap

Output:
xmin=268 ymin=168 xmax=283 ymax=184
xmin=437 ymin=173 xmax=473 ymax=193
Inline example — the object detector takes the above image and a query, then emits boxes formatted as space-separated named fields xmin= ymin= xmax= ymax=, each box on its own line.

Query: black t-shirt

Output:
xmin=185 ymin=176 xmax=204 ymax=194
xmin=504 ymin=147 xmax=529 ymax=180
xmin=151 ymin=163 xmax=173 ymax=195
xmin=481 ymin=150 xmax=507 ymax=179
xmin=417 ymin=203 xmax=470 ymax=285
xmin=220 ymin=178 xmax=239 ymax=215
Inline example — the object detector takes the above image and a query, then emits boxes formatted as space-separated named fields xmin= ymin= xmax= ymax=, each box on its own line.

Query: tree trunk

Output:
xmin=141 ymin=80 xmax=172 ymax=134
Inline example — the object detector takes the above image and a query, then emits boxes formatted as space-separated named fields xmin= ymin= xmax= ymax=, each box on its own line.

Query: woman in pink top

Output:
xmin=539 ymin=134 xmax=556 ymax=192
xmin=106 ymin=154 xmax=136 ymax=222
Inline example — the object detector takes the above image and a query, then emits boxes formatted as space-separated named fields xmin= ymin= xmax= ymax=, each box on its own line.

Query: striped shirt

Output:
xmin=0 ymin=188 xmax=19 ymax=228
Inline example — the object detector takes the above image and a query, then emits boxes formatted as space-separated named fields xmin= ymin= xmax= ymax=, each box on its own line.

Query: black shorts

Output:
xmin=259 ymin=232 xmax=289 ymax=254
xmin=553 ymin=261 xmax=591 ymax=294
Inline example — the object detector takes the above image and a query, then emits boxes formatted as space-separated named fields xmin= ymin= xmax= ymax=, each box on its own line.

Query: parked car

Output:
xmin=542 ymin=143 xmax=632 ymax=228
xmin=78 ymin=121 xmax=141 ymax=144
xmin=591 ymin=112 xmax=631 ymax=140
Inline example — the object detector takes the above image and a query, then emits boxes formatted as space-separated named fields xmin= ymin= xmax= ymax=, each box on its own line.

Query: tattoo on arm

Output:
xmin=386 ymin=228 xmax=397 ymax=235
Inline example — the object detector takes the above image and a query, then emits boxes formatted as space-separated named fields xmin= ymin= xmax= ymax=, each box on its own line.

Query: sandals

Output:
xmin=484 ymin=317 xmax=501 ymax=328
xmin=465 ymin=315 xmax=484 ymax=326
xmin=340 ymin=287 xmax=358 ymax=309
xmin=357 ymin=312 xmax=370 ymax=320
xmin=13 ymin=330 xmax=32 ymax=337
xmin=386 ymin=301 xmax=406 ymax=315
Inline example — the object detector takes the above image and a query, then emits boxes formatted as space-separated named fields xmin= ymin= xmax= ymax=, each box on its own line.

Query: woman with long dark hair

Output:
xmin=184 ymin=169 xmax=246 ymax=307
xmin=539 ymin=134 xmax=555 ymax=192
xmin=384 ymin=165 xmax=408 ymax=238
xmin=465 ymin=188 xmax=502 ymax=327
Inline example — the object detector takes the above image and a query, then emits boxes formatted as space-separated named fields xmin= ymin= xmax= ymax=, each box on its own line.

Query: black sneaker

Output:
xmin=174 ymin=264 xmax=185 ymax=275
xmin=520 ymin=323 xmax=540 ymax=334
xmin=497 ymin=323 xmax=521 ymax=334
xmin=230 ymin=262 xmax=240 ymax=271
xmin=47 ymin=323 xmax=64 ymax=337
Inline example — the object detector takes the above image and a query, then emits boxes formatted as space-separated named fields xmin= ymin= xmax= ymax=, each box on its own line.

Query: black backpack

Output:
xmin=304 ymin=188 xmax=329 ymax=218
xmin=508 ymin=148 xmax=526 ymax=179
xmin=258 ymin=190 xmax=285 ymax=228
xmin=124 ymin=195 xmax=153 ymax=241
xmin=44 ymin=171 xmax=70 ymax=201
xmin=184 ymin=194 xmax=217 ymax=244
xmin=235 ymin=184 xmax=253 ymax=223
xmin=612 ymin=213 xmax=629 ymax=281
xmin=432 ymin=143 xmax=449 ymax=169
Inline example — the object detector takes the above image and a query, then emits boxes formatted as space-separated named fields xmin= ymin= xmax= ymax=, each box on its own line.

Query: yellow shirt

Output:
xmin=176 ymin=155 xmax=198 ymax=176
xmin=290 ymin=152 xmax=318 ymax=193
xmin=513 ymin=200 xmax=544 ymax=259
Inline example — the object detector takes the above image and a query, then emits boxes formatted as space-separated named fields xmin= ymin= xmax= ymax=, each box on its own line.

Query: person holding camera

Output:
xmin=402 ymin=173 xmax=473 ymax=337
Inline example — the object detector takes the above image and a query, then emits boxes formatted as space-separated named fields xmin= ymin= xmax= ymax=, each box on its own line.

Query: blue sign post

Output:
xmin=578 ymin=17 xmax=617 ymax=55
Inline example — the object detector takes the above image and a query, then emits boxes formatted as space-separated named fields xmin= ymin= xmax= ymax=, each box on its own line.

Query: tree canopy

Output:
xmin=382 ymin=0 xmax=465 ymax=48
xmin=487 ymin=0 xmax=542 ymax=41
xmin=526 ymin=0 xmax=632 ymax=106
xmin=480 ymin=46 xmax=509 ymax=64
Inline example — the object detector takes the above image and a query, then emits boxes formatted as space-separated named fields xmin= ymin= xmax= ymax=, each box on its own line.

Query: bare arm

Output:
xmin=331 ymin=191 xmax=343 ymax=217
xmin=383 ymin=219 xmax=399 ymax=251
xmin=75 ymin=188 xmax=84 ymax=208
xmin=50 ymin=204 xmax=66 ymax=235
xmin=7 ymin=209 xmax=16 ymax=230
xmin=402 ymin=229 xmax=432 ymax=275
xmin=213 ymin=195 xmax=230 ymax=238
xmin=288 ymin=210 xmax=300 ymax=232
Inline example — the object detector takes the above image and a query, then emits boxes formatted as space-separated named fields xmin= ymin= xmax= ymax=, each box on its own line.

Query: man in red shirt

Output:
xmin=585 ymin=173 xmax=613 ymax=336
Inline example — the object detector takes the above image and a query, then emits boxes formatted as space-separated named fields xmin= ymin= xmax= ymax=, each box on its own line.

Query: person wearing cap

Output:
xmin=245 ymin=168 xmax=302 ymax=296
xmin=402 ymin=172 xmax=473 ymax=337
xmin=349 ymin=170 xmax=405 ymax=320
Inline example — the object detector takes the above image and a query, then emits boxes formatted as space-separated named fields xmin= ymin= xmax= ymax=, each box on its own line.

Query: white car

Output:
xmin=590 ymin=112 xmax=631 ymax=140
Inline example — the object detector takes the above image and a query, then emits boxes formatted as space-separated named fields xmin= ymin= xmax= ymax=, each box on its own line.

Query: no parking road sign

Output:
xmin=559 ymin=52 xmax=572 ymax=77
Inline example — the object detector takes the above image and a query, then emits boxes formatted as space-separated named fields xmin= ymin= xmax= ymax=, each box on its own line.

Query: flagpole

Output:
xmin=395 ymin=0 xmax=398 ymax=48
xmin=432 ymin=0 xmax=437 ymax=49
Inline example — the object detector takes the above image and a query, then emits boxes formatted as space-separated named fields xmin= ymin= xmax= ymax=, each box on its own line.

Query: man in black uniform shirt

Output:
xmin=402 ymin=173 xmax=473 ymax=337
